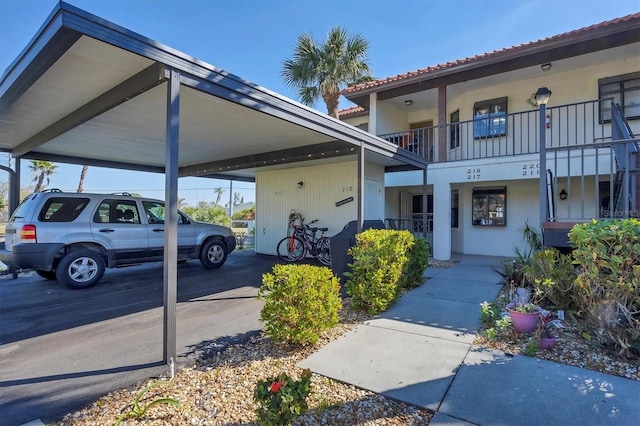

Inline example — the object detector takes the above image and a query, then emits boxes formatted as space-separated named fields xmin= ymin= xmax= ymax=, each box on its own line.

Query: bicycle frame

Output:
xmin=279 ymin=219 xmax=330 ymax=266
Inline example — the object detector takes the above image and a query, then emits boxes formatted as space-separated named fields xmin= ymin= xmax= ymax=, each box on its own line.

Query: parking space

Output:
xmin=0 ymin=250 xmax=281 ymax=426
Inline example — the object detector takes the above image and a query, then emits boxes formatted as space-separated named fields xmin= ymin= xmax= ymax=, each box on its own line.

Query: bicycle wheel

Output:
xmin=316 ymin=237 xmax=331 ymax=266
xmin=277 ymin=236 xmax=305 ymax=262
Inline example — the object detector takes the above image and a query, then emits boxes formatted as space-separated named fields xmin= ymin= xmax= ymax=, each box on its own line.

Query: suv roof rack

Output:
xmin=109 ymin=192 xmax=134 ymax=196
xmin=41 ymin=188 xmax=63 ymax=193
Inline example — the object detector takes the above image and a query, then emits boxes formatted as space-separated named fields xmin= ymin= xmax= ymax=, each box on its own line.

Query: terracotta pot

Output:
xmin=507 ymin=308 xmax=539 ymax=333
xmin=540 ymin=336 xmax=557 ymax=349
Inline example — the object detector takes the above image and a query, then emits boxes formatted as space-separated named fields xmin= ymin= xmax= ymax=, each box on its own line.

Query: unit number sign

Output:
xmin=522 ymin=162 xmax=540 ymax=176
xmin=467 ymin=168 xmax=481 ymax=180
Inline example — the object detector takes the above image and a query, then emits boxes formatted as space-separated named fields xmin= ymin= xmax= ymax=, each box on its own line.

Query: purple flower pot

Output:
xmin=540 ymin=336 xmax=556 ymax=349
xmin=507 ymin=309 xmax=539 ymax=333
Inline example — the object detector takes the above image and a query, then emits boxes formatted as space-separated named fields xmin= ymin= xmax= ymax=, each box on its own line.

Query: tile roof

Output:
xmin=337 ymin=105 xmax=366 ymax=118
xmin=342 ymin=13 xmax=640 ymax=96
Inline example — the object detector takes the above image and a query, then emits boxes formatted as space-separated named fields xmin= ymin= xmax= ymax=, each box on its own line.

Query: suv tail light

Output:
xmin=21 ymin=224 xmax=37 ymax=242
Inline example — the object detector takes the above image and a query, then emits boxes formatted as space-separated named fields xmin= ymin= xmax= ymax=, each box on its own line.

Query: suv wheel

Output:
xmin=199 ymin=240 xmax=227 ymax=269
xmin=35 ymin=269 xmax=57 ymax=280
xmin=56 ymin=250 xmax=105 ymax=289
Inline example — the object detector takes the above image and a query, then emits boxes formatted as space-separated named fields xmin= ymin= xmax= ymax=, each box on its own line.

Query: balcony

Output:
xmin=378 ymin=99 xmax=636 ymax=164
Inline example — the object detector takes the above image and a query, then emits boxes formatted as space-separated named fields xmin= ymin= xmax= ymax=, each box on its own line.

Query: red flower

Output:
xmin=269 ymin=380 xmax=284 ymax=393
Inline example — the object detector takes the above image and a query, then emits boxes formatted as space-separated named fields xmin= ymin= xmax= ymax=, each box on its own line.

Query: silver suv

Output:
xmin=0 ymin=190 xmax=236 ymax=289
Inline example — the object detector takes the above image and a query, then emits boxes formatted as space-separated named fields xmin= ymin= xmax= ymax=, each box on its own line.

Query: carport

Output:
xmin=0 ymin=2 xmax=427 ymax=369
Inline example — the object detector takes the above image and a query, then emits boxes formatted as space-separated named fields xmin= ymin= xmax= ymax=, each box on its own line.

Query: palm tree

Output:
xmin=282 ymin=26 xmax=373 ymax=118
xmin=213 ymin=187 xmax=224 ymax=206
xmin=29 ymin=160 xmax=57 ymax=193
xmin=77 ymin=165 xmax=89 ymax=193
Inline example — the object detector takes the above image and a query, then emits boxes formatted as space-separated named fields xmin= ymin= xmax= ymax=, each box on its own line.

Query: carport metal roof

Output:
xmin=0 ymin=2 xmax=427 ymax=367
xmin=0 ymin=2 xmax=425 ymax=178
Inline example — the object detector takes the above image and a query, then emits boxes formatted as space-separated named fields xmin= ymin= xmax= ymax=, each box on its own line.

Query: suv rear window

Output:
xmin=38 ymin=197 xmax=90 ymax=222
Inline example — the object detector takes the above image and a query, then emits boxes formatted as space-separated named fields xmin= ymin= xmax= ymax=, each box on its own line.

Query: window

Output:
xmin=142 ymin=200 xmax=189 ymax=224
xmin=39 ymin=197 xmax=90 ymax=222
xmin=599 ymin=72 xmax=640 ymax=122
xmin=473 ymin=97 xmax=507 ymax=138
xmin=450 ymin=110 xmax=460 ymax=149
xmin=472 ymin=187 xmax=506 ymax=226
xmin=451 ymin=190 xmax=459 ymax=228
xmin=95 ymin=199 xmax=140 ymax=224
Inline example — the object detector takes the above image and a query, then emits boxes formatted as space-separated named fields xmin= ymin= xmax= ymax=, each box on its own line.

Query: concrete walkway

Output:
xmin=300 ymin=255 xmax=640 ymax=425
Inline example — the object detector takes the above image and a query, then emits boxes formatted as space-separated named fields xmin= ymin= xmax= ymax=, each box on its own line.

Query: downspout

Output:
xmin=423 ymin=166 xmax=428 ymax=243
xmin=357 ymin=142 xmax=364 ymax=232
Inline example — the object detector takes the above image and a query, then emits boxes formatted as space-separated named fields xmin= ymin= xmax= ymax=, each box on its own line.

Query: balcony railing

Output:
xmin=378 ymin=99 xmax=633 ymax=164
xmin=385 ymin=214 xmax=433 ymax=255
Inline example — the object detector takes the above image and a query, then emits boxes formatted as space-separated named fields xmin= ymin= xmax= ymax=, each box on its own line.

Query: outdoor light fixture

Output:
xmin=559 ymin=188 xmax=567 ymax=200
xmin=404 ymin=99 xmax=413 ymax=106
xmin=534 ymin=87 xmax=552 ymax=105
xmin=541 ymin=63 xmax=552 ymax=72
xmin=297 ymin=181 xmax=304 ymax=188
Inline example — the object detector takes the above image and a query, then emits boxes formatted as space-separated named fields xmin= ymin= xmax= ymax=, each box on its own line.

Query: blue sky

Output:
xmin=1 ymin=0 xmax=638 ymax=206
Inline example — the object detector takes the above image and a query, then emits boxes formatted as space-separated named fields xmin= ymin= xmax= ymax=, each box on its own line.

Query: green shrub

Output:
xmin=254 ymin=369 xmax=312 ymax=425
xmin=258 ymin=264 xmax=342 ymax=345
xmin=523 ymin=248 xmax=577 ymax=310
xmin=569 ymin=218 xmax=640 ymax=357
xmin=401 ymin=237 xmax=429 ymax=289
xmin=345 ymin=229 xmax=414 ymax=314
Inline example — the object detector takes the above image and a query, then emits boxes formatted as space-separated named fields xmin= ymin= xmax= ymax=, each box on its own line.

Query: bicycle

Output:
xmin=276 ymin=219 xmax=331 ymax=266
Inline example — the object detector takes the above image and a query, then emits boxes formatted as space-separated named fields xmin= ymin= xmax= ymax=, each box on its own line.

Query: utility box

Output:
xmin=330 ymin=220 xmax=386 ymax=285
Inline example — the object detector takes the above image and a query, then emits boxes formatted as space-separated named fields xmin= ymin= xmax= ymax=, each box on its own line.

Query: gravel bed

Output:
xmin=54 ymin=299 xmax=433 ymax=425
xmin=475 ymin=320 xmax=640 ymax=381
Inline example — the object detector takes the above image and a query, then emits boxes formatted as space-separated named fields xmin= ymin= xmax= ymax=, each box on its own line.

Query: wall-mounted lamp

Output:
xmin=541 ymin=63 xmax=552 ymax=72
xmin=297 ymin=181 xmax=304 ymax=188
xmin=559 ymin=188 xmax=567 ymax=200
xmin=404 ymin=99 xmax=413 ymax=106
xmin=534 ymin=86 xmax=552 ymax=105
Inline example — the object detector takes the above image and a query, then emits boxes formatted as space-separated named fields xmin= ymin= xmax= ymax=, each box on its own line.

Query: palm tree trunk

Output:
xmin=324 ymin=92 xmax=340 ymax=119
xmin=34 ymin=174 xmax=45 ymax=193
xmin=77 ymin=165 xmax=89 ymax=193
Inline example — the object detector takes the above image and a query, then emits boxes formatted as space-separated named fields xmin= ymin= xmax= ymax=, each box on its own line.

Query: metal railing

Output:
xmin=545 ymin=101 xmax=639 ymax=223
xmin=379 ymin=128 xmax=435 ymax=161
xmin=378 ymin=99 xmax=637 ymax=164
xmin=385 ymin=214 xmax=433 ymax=255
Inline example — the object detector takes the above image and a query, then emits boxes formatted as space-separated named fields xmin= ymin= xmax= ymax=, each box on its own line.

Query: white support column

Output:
xmin=433 ymin=178 xmax=451 ymax=260
xmin=368 ymin=92 xmax=377 ymax=135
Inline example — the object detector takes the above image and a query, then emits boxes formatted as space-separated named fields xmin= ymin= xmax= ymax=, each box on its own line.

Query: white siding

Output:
xmin=255 ymin=162 xmax=358 ymax=255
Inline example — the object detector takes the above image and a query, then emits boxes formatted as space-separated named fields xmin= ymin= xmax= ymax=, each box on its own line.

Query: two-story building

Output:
xmin=340 ymin=13 xmax=640 ymax=260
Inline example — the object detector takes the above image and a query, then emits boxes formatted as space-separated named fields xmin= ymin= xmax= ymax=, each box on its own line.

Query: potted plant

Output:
xmin=507 ymin=302 xmax=540 ymax=333
xmin=536 ymin=317 xmax=561 ymax=349
xmin=539 ymin=329 xmax=557 ymax=349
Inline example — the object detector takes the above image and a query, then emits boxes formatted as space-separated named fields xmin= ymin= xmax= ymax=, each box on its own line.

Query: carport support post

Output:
xmin=163 ymin=69 xmax=180 ymax=367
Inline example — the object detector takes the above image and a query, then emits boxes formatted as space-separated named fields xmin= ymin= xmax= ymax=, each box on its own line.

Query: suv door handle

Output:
xmin=153 ymin=228 xmax=164 ymax=232
xmin=99 ymin=228 xmax=115 ymax=233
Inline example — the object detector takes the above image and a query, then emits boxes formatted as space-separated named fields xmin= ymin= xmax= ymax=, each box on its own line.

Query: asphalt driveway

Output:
xmin=0 ymin=250 xmax=281 ymax=426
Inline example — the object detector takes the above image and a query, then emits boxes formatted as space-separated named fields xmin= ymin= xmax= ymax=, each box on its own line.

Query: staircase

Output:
xmin=543 ymin=101 xmax=639 ymax=249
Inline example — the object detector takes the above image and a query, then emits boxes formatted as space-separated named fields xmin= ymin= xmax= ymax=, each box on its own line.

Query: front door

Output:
xmin=365 ymin=178 xmax=382 ymax=220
